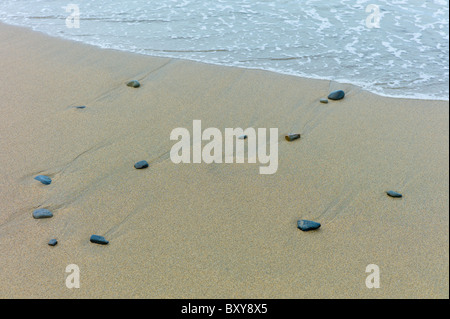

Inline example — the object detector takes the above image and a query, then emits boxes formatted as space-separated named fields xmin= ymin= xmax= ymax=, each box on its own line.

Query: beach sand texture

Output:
xmin=0 ymin=23 xmax=448 ymax=298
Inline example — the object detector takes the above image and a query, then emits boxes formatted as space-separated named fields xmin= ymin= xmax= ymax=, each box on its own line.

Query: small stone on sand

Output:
xmin=75 ymin=106 xmax=86 ymax=109
xmin=386 ymin=190 xmax=402 ymax=198
xmin=328 ymin=90 xmax=345 ymax=100
xmin=126 ymin=80 xmax=140 ymax=88
xmin=33 ymin=209 xmax=53 ymax=219
xmin=90 ymin=235 xmax=109 ymax=245
xmin=134 ymin=160 xmax=149 ymax=169
xmin=48 ymin=239 xmax=57 ymax=246
xmin=297 ymin=219 xmax=321 ymax=231
xmin=320 ymin=98 xmax=329 ymax=104
xmin=34 ymin=175 xmax=52 ymax=185
xmin=285 ymin=133 xmax=301 ymax=141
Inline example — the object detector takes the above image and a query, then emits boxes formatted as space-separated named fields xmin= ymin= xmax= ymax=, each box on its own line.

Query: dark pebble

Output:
xmin=297 ymin=219 xmax=321 ymax=231
xmin=33 ymin=209 xmax=53 ymax=219
xmin=34 ymin=175 xmax=52 ymax=185
xmin=90 ymin=235 xmax=109 ymax=245
xmin=48 ymin=239 xmax=58 ymax=246
xmin=238 ymin=134 xmax=248 ymax=140
xmin=320 ymin=98 xmax=329 ymax=104
xmin=328 ymin=90 xmax=345 ymax=100
xmin=126 ymin=80 xmax=140 ymax=88
xmin=285 ymin=133 xmax=301 ymax=141
xmin=75 ymin=106 xmax=86 ymax=109
xmin=386 ymin=190 xmax=402 ymax=198
xmin=134 ymin=160 xmax=149 ymax=169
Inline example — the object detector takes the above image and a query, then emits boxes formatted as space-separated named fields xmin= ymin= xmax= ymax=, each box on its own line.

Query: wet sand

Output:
xmin=0 ymin=22 xmax=448 ymax=298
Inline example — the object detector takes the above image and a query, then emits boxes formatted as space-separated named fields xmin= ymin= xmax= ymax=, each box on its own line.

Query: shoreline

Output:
xmin=0 ymin=22 xmax=448 ymax=298
xmin=1 ymin=21 xmax=448 ymax=103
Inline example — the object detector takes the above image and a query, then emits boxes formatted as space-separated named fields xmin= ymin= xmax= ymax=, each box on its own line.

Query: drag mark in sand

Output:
xmin=55 ymin=141 xmax=114 ymax=176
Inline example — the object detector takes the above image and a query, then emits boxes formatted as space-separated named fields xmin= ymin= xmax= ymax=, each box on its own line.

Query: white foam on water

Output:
xmin=0 ymin=0 xmax=448 ymax=101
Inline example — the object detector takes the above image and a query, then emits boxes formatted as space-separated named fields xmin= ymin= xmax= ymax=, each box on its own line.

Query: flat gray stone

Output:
xmin=34 ymin=175 xmax=52 ymax=185
xmin=33 ymin=209 xmax=53 ymax=219
xmin=328 ymin=90 xmax=345 ymax=100
xmin=320 ymin=98 xmax=329 ymax=104
xmin=297 ymin=219 xmax=321 ymax=231
xmin=90 ymin=235 xmax=109 ymax=245
xmin=126 ymin=80 xmax=140 ymax=88
xmin=48 ymin=239 xmax=58 ymax=246
xmin=386 ymin=190 xmax=402 ymax=198
xmin=285 ymin=133 xmax=301 ymax=141
xmin=134 ymin=160 xmax=149 ymax=169
xmin=238 ymin=135 xmax=248 ymax=140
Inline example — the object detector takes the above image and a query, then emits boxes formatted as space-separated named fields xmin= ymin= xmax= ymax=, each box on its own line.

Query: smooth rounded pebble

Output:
xmin=75 ymin=105 xmax=86 ymax=109
xmin=386 ymin=190 xmax=402 ymax=198
xmin=34 ymin=175 xmax=52 ymax=185
xmin=33 ymin=209 xmax=53 ymax=219
xmin=134 ymin=160 xmax=149 ymax=169
xmin=320 ymin=98 xmax=329 ymax=104
xmin=126 ymin=80 xmax=140 ymax=88
xmin=285 ymin=133 xmax=301 ymax=141
xmin=48 ymin=239 xmax=58 ymax=246
xmin=238 ymin=134 xmax=248 ymax=140
xmin=328 ymin=90 xmax=345 ymax=100
xmin=90 ymin=235 xmax=109 ymax=245
xmin=297 ymin=219 xmax=321 ymax=231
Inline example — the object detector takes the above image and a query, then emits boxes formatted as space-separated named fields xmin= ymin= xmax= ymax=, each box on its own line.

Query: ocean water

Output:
xmin=1 ymin=0 xmax=448 ymax=100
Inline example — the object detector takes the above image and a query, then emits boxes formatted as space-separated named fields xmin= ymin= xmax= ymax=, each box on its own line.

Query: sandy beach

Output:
xmin=0 ymin=22 xmax=448 ymax=298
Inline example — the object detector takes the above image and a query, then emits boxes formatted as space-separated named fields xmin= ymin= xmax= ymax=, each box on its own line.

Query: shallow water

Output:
xmin=1 ymin=0 xmax=448 ymax=100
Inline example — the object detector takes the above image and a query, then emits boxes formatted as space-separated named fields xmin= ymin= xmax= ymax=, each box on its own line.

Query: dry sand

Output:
xmin=0 ymin=22 xmax=448 ymax=298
